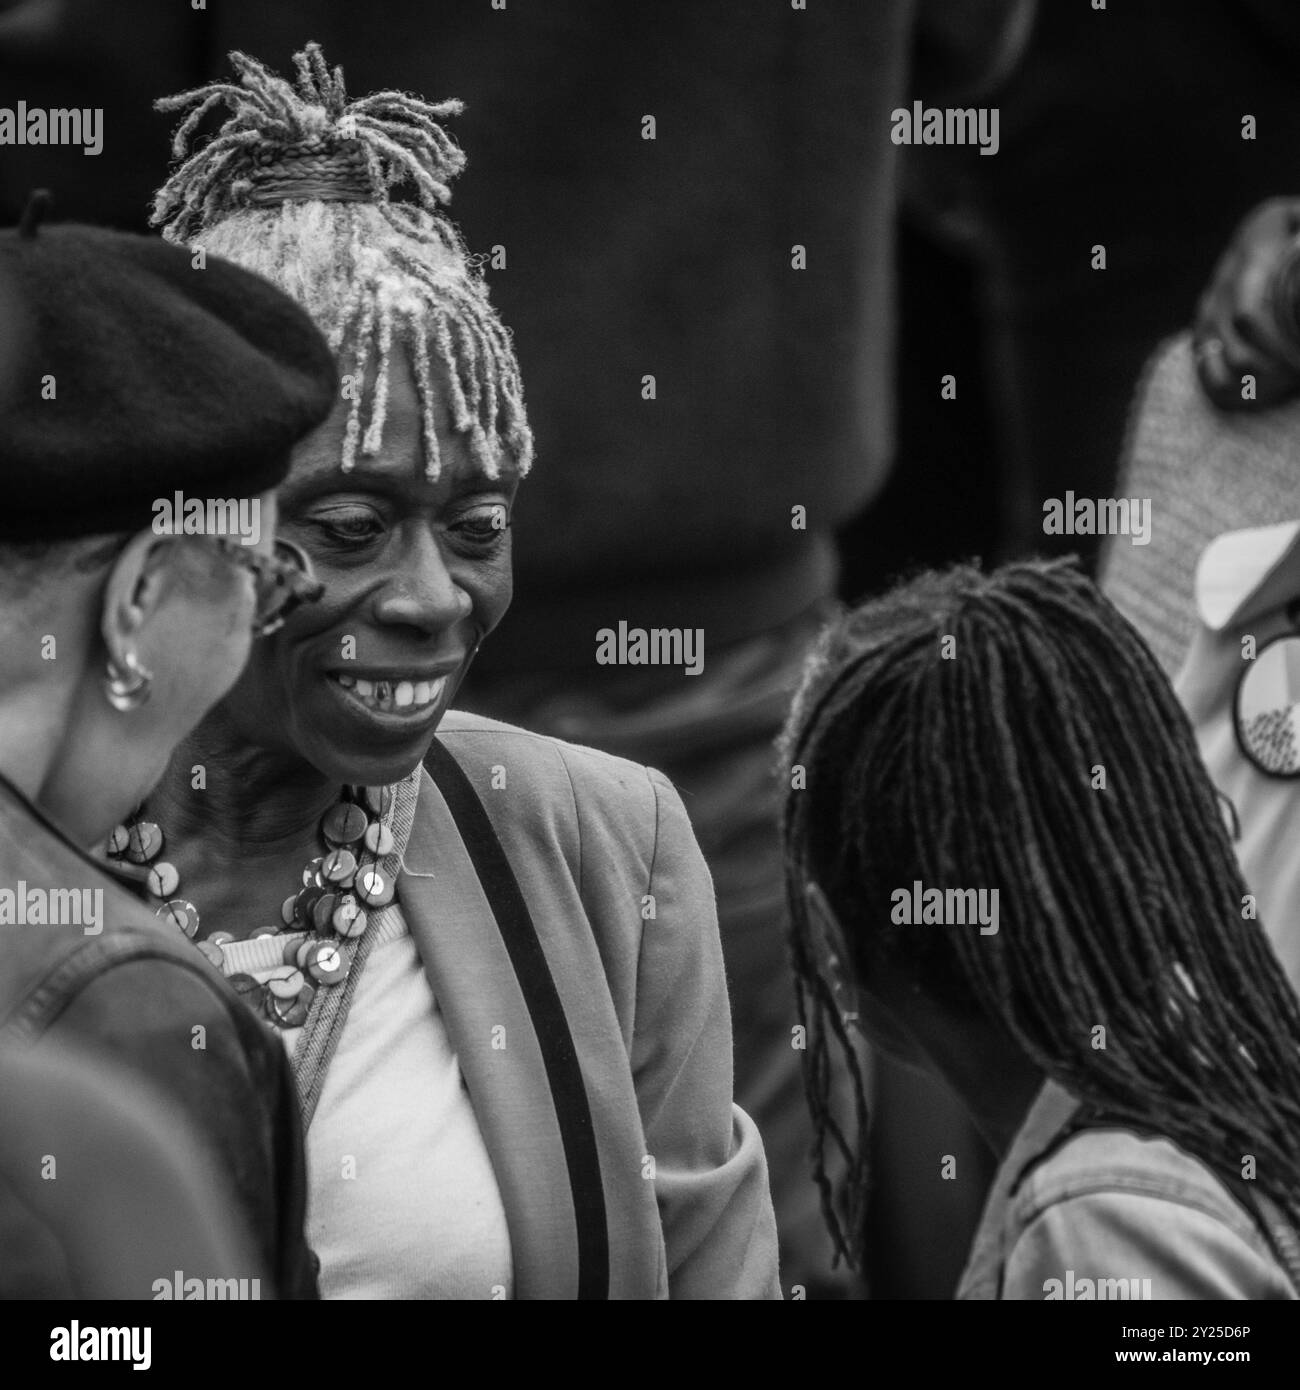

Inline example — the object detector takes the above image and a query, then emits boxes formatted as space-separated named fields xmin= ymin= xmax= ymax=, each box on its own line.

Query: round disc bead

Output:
xmin=294 ymin=886 xmax=324 ymax=924
xmin=321 ymin=848 xmax=357 ymax=885
xmin=126 ymin=822 xmax=164 ymax=864
xmin=146 ymin=861 xmax=180 ymax=898
xmin=267 ymin=967 xmax=305 ymax=1000
xmin=363 ymin=822 xmax=394 ymax=857
xmin=354 ymin=866 xmax=394 ymax=907
xmin=304 ymin=940 xmax=347 ymax=985
xmin=312 ymin=892 xmax=340 ymax=933
xmin=332 ymin=895 xmax=367 ymax=938
xmin=269 ymin=988 xmax=313 ymax=1029
xmin=322 ymin=803 xmax=368 ymax=847
xmin=157 ymin=899 xmax=199 ymax=939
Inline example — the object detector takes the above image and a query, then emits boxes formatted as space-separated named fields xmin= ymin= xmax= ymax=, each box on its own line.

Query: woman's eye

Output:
xmin=309 ymin=511 xmax=384 ymax=543
xmin=451 ymin=505 xmax=510 ymax=547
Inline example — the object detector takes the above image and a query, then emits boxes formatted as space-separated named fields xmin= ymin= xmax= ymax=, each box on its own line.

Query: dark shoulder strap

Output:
xmin=1024 ymin=1108 xmax=1300 ymax=1297
xmin=426 ymin=738 xmax=611 ymax=1300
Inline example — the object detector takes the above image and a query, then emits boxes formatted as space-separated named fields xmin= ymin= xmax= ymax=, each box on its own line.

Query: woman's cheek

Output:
xmin=474 ymin=550 xmax=513 ymax=629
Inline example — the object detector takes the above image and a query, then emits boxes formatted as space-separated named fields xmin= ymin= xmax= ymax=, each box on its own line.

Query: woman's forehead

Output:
xmin=286 ymin=356 xmax=518 ymax=495
xmin=286 ymin=429 xmax=518 ymax=498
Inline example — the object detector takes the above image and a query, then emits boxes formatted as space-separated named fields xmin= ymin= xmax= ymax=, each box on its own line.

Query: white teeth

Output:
xmin=331 ymin=672 xmax=447 ymax=712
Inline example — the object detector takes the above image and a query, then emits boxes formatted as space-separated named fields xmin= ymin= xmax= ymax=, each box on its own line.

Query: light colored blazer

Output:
xmin=401 ymin=710 xmax=781 ymax=1299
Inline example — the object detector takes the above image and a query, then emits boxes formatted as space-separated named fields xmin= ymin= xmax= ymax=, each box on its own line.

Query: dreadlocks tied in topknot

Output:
xmin=151 ymin=41 xmax=533 ymax=482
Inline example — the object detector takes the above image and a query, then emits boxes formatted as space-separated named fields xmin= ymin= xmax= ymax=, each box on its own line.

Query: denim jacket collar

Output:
xmin=955 ymin=1079 xmax=1080 ymax=1299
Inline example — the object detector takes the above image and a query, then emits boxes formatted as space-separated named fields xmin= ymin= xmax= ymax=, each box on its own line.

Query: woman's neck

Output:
xmin=0 ymin=684 xmax=75 ymax=820
xmin=910 ymin=1004 xmax=1046 ymax=1162
xmin=147 ymin=710 xmax=339 ymax=862
xmin=954 ymin=1058 xmax=1045 ymax=1162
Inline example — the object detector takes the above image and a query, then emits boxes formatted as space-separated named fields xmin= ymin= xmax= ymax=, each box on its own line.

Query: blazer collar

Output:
xmin=399 ymin=765 xmax=581 ymax=1298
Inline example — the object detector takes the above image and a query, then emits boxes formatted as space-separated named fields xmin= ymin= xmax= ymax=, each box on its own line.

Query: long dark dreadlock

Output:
xmin=780 ymin=558 xmax=1300 ymax=1267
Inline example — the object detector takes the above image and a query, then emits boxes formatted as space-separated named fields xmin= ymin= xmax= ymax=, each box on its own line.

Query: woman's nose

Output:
xmin=370 ymin=533 xmax=472 ymax=634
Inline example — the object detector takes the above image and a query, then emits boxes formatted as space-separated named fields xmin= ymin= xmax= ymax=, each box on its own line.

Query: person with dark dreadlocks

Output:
xmin=780 ymin=558 xmax=1300 ymax=1298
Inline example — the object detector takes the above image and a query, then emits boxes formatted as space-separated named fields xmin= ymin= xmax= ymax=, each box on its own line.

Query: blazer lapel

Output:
xmin=399 ymin=766 xmax=580 ymax=1299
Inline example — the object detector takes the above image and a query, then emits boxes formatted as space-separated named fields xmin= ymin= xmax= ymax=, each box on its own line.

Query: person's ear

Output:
xmin=804 ymin=881 xmax=911 ymax=1057
xmin=804 ymin=880 xmax=861 ymax=1020
xmin=99 ymin=530 xmax=173 ymax=669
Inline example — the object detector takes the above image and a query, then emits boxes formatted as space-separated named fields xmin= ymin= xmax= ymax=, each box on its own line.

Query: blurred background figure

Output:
xmin=1101 ymin=196 xmax=1300 ymax=676
xmin=856 ymin=0 xmax=1300 ymax=590
xmin=1095 ymin=191 xmax=1300 ymax=1057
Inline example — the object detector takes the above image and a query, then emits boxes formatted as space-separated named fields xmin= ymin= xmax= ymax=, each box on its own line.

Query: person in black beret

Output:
xmin=0 ymin=198 xmax=338 ymax=1297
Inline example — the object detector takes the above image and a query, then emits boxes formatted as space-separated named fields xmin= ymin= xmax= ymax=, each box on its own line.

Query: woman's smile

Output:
xmin=325 ymin=669 xmax=451 ymax=723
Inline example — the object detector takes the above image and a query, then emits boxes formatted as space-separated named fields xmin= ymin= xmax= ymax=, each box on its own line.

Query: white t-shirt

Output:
xmin=219 ymin=863 xmax=513 ymax=1299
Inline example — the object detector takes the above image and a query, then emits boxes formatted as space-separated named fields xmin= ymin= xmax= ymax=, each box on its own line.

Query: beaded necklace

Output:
xmin=107 ymin=785 xmax=398 ymax=1030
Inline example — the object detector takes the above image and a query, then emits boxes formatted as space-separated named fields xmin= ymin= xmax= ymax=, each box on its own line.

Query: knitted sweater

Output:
xmin=1101 ymin=335 xmax=1300 ymax=677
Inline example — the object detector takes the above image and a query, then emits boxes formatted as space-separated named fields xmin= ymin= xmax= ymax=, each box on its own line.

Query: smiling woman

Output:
xmin=138 ymin=42 xmax=780 ymax=1300
xmin=193 ymin=345 xmax=517 ymax=791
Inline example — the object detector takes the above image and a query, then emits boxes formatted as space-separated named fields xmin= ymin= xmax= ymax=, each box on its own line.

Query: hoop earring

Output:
xmin=104 ymin=650 xmax=153 ymax=712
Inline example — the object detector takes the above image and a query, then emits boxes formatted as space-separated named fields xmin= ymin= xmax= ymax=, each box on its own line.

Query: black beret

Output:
xmin=0 ymin=209 xmax=338 ymax=541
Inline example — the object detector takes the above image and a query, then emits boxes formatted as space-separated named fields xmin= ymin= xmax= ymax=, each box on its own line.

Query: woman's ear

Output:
xmin=804 ymin=880 xmax=860 ymax=1021
xmin=99 ymin=530 xmax=167 ymax=668
xmin=805 ymin=880 xmax=934 ymax=1070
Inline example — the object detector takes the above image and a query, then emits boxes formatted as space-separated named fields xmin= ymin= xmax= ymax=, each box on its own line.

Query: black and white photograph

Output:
xmin=0 ymin=0 xmax=1298 ymax=1366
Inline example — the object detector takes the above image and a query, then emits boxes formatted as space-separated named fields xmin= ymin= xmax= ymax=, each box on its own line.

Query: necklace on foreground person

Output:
xmin=106 ymin=785 xmax=398 ymax=1029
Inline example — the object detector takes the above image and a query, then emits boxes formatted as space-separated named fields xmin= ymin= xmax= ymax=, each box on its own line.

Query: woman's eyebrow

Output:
xmin=279 ymin=468 xmax=398 ymax=503
xmin=281 ymin=465 xmax=518 ymax=507
xmin=449 ymin=473 xmax=520 ymax=498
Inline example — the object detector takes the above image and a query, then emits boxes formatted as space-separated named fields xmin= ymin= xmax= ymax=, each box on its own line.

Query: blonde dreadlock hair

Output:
xmin=151 ymin=42 xmax=532 ymax=481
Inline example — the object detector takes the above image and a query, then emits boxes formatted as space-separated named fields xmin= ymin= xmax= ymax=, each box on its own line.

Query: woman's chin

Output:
xmin=303 ymin=724 xmax=445 ymax=790
xmin=287 ymin=668 xmax=459 ymax=787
